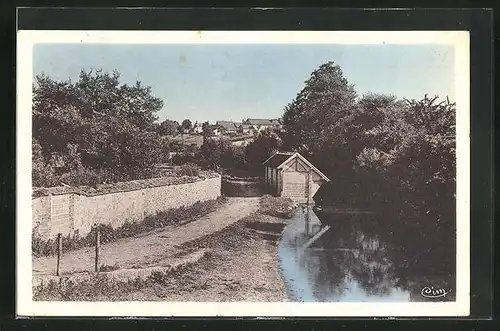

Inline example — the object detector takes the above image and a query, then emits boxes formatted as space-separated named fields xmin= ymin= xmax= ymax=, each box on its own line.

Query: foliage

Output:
xmin=32 ymin=138 xmax=59 ymax=187
xmin=32 ymin=69 xmax=164 ymax=187
xmin=181 ymin=119 xmax=192 ymax=133
xmin=244 ymin=130 xmax=281 ymax=168
xmin=197 ymin=137 xmax=232 ymax=170
xmin=33 ymin=274 xmax=149 ymax=301
xmin=281 ymin=61 xmax=358 ymax=176
xmin=99 ymin=263 xmax=121 ymax=272
xmin=281 ymin=61 xmax=455 ymax=246
xmin=176 ymin=163 xmax=201 ymax=177
xmin=356 ymin=95 xmax=456 ymax=231
xmin=158 ymin=119 xmax=180 ymax=136
xmin=33 ymin=259 xmax=205 ymax=301
xmin=259 ymin=195 xmax=296 ymax=219
xmin=201 ymin=121 xmax=212 ymax=138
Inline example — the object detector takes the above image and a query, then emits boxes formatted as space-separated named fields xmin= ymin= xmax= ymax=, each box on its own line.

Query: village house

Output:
xmin=192 ymin=122 xmax=204 ymax=134
xmin=262 ymin=152 xmax=330 ymax=205
xmin=211 ymin=124 xmax=222 ymax=136
xmin=215 ymin=121 xmax=239 ymax=135
xmin=238 ymin=123 xmax=253 ymax=134
xmin=243 ymin=118 xmax=283 ymax=133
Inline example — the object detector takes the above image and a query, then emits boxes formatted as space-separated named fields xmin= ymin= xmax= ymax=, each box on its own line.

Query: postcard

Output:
xmin=17 ymin=30 xmax=470 ymax=317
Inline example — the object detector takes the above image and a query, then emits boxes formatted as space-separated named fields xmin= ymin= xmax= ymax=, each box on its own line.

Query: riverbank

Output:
xmin=33 ymin=195 xmax=296 ymax=301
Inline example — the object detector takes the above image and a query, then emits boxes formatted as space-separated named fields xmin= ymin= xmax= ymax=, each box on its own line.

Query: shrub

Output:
xmin=59 ymin=167 xmax=118 ymax=187
xmin=147 ymin=270 xmax=169 ymax=284
xmin=32 ymin=227 xmax=57 ymax=257
xmin=176 ymin=163 xmax=200 ymax=177
xmin=99 ymin=263 xmax=120 ymax=272
xmin=259 ymin=195 xmax=296 ymax=219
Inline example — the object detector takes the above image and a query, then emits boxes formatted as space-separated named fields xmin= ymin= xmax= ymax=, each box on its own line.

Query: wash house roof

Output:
xmin=262 ymin=152 xmax=294 ymax=168
xmin=262 ymin=152 xmax=330 ymax=181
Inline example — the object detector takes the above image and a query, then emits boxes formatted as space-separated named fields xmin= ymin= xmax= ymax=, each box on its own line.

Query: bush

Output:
xmin=99 ymin=263 xmax=120 ymax=272
xmin=32 ymin=227 xmax=57 ymax=257
xmin=176 ymin=163 xmax=200 ymax=177
xmin=259 ymin=195 xmax=296 ymax=219
xmin=59 ymin=167 xmax=120 ymax=187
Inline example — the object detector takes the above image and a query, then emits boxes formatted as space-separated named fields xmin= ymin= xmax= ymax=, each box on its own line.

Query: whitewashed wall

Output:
xmin=33 ymin=175 xmax=222 ymax=240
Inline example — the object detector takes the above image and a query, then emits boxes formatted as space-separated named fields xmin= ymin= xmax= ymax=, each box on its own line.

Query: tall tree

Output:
xmin=198 ymin=137 xmax=231 ymax=170
xmin=245 ymin=129 xmax=281 ymax=168
xmin=281 ymin=61 xmax=358 ymax=176
xmin=159 ymin=119 xmax=180 ymax=136
xmin=32 ymin=69 xmax=164 ymax=185
xmin=201 ymin=121 xmax=212 ymax=139
xmin=181 ymin=119 xmax=192 ymax=133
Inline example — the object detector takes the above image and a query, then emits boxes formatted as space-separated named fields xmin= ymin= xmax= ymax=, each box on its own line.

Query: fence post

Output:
xmin=94 ymin=226 xmax=100 ymax=273
xmin=56 ymin=233 xmax=62 ymax=276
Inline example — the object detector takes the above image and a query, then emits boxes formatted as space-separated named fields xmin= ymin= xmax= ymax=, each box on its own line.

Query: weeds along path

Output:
xmin=33 ymin=197 xmax=260 ymax=276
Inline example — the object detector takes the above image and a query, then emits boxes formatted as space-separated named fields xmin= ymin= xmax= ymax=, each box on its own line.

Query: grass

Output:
xmin=32 ymin=196 xmax=228 ymax=258
xmin=258 ymin=195 xmax=296 ymax=219
xmin=98 ymin=263 xmax=121 ymax=272
xmin=33 ymin=203 xmax=289 ymax=302
xmin=168 ymin=134 xmax=204 ymax=147
xmin=33 ymin=254 xmax=211 ymax=301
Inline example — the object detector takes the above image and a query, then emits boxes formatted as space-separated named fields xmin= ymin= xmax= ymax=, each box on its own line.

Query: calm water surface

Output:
xmin=277 ymin=208 xmax=455 ymax=302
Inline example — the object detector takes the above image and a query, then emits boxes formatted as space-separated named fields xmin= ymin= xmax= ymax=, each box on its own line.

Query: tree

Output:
xmin=32 ymin=138 xmax=58 ymax=187
xmin=198 ymin=137 xmax=231 ymax=170
xmin=32 ymin=69 xmax=164 ymax=185
xmin=201 ymin=121 xmax=212 ymax=139
xmin=245 ymin=129 xmax=281 ymax=168
xmin=356 ymin=95 xmax=456 ymax=222
xmin=281 ymin=61 xmax=358 ymax=177
xmin=159 ymin=119 xmax=180 ymax=136
xmin=181 ymin=119 xmax=192 ymax=133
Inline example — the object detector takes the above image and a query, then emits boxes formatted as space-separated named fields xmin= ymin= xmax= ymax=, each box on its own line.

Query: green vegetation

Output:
xmin=168 ymin=134 xmax=204 ymax=147
xmin=33 ymin=69 xmax=166 ymax=187
xmin=258 ymin=195 xmax=296 ymax=219
xmin=280 ymin=61 xmax=455 ymax=256
xmin=33 ymin=265 xmax=191 ymax=301
xmin=34 ymin=64 xmax=455 ymax=248
xmin=32 ymin=68 xmax=280 ymax=188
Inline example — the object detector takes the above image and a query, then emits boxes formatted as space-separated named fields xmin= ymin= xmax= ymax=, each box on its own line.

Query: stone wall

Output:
xmin=33 ymin=175 xmax=222 ymax=240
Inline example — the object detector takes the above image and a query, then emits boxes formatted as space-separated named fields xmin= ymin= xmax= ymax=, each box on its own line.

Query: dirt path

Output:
xmin=117 ymin=213 xmax=290 ymax=302
xmin=33 ymin=197 xmax=260 ymax=276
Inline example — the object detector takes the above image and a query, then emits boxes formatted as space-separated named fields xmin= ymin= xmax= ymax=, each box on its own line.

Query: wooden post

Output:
xmin=94 ymin=226 xmax=100 ymax=273
xmin=304 ymin=208 xmax=310 ymax=236
xmin=56 ymin=233 xmax=62 ymax=276
xmin=307 ymin=169 xmax=312 ymax=207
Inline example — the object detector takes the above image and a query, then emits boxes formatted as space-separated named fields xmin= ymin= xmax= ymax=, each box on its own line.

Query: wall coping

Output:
xmin=32 ymin=172 xmax=221 ymax=199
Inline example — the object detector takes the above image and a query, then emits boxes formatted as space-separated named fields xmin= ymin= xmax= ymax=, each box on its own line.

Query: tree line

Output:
xmin=32 ymin=69 xmax=278 ymax=187
xmin=278 ymin=61 xmax=456 ymax=262
xmin=33 ymin=64 xmax=456 ymax=246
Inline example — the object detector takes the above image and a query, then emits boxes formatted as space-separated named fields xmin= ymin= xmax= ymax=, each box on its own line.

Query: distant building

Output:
xmin=237 ymin=123 xmax=253 ymax=134
xmin=243 ymin=118 xmax=282 ymax=133
xmin=211 ymin=124 xmax=222 ymax=136
xmin=192 ymin=122 xmax=203 ymax=134
xmin=216 ymin=121 xmax=239 ymax=134
xmin=262 ymin=152 xmax=329 ymax=205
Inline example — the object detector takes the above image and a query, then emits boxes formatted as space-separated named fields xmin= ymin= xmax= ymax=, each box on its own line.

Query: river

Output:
xmin=277 ymin=208 xmax=456 ymax=302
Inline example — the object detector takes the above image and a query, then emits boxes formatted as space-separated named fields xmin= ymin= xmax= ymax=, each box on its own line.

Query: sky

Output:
xmin=33 ymin=43 xmax=454 ymax=124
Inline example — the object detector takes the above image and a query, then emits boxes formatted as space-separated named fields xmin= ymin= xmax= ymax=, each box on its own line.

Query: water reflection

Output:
xmin=277 ymin=208 xmax=455 ymax=302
